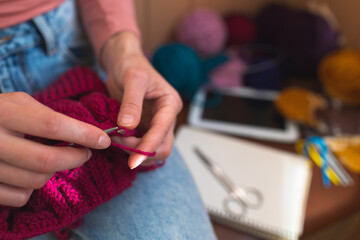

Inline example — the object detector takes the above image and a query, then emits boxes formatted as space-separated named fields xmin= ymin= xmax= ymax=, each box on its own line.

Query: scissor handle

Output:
xmin=223 ymin=188 xmax=263 ymax=217
xmin=223 ymin=194 xmax=247 ymax=217
xmin=236 ymin=187 xmax=263 ymax=209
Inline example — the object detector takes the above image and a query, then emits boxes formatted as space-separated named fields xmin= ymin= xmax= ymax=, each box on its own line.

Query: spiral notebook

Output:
xmin=175 ymin=126 xmax=312 ymax=240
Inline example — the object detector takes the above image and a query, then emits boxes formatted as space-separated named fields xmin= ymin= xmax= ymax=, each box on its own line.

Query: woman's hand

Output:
xmin=101 ymin=31 xmax=183 ymax=169
xmin=0 ymin=92 xmax=111 ymax=207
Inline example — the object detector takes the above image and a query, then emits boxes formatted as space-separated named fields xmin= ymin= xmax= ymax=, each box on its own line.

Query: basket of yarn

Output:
xmin=318 ymin=49 xmax=360 ymax=105
xmin=176 ymin=8 xmax=227 ymax=57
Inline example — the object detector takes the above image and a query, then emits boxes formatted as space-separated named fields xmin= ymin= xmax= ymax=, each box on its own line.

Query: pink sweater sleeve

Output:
xmin=77 ymin=0 xmax=140 ymax=59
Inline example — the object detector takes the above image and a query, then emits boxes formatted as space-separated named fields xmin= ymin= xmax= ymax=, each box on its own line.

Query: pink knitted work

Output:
xmin=0 ymin=67 xmax=162 ymax=240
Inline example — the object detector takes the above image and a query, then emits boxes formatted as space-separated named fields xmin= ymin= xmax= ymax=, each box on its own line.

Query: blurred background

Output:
xmin=134 ymin=0 xmax=359 ymax=52
xmin=130 ymin=1 xmax=360 ymax=240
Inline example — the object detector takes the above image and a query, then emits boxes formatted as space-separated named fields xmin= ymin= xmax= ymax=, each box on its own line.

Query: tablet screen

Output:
xmin=202 ymin=91 xmax=286 ymax=130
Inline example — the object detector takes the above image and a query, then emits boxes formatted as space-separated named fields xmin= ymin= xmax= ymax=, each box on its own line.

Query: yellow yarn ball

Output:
xmin=318 ymin=49 xmax=360 ymax=105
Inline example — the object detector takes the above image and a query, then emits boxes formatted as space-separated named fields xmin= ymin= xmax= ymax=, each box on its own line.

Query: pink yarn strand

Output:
xmin=110 ymin=142 xmax=156 ymax=157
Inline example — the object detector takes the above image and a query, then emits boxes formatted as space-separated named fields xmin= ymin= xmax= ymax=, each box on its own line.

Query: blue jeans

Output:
xmin=0 ymin=1 xmax=216 ymax=239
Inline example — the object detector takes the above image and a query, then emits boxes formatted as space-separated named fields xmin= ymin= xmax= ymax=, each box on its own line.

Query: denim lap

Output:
xmin=0 ymin=0 xmax=93 ymax=94
xmin=72 ymin=147 xmax=216 ymax=240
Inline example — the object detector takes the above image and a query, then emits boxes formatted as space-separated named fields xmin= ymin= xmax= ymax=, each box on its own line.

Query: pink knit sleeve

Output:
xmin=77 ymin=0 xmax=140 ymax=59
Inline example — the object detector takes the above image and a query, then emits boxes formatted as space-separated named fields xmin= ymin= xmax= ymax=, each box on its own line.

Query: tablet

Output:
xmin=188 ymin=87 xmax=299 ymax=143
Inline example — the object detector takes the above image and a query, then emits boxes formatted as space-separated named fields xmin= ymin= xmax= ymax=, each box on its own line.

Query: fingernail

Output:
xmin=130 ymin=155 xmax=147 ymax=169
xmin=87 ymin=149 xmax=92 ymax=160
xmin=98 ymin=135 xmax=110 ymax=148
xmin=120 ymin=115 xmax=134 ymax=126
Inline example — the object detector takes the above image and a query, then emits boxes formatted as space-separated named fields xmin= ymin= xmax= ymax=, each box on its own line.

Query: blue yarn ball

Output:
xmin=152 ymin=43 xmax=203 ymax=100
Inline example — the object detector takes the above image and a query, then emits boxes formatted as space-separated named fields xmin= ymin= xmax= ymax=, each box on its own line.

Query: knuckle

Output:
xmin=125 ymin=67 xmax=147 ymax=81
xmin=11 ymin=92 xmax=32 ymax=105
xmin=27 ymin=174 xmax=50 ymax=189
xmin=167 ymin=91 xmax=183 ymax=113
xmin=43 ymin=113 xmax=62 ymax=135
xmin=162 ymin=136 xmax=174 ymax=160
xmin=0 ymin=105 xmax=12 ymax=122
xmin=174 ymin=92 xmax=183 ymax=112
xmin=162 ymin=147 xmax=172 ymax=159
xmin=122 ymin=101 xmax=141 ymax=114
xmin=36 ymin=150 xmax=57 ymax=172
xmin=0 ymin=92 xmax=34 ymax=123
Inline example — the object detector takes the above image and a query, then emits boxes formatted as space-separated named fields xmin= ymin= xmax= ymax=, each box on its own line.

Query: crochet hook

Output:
xmin=104 ymin=126 xmax=156 ymax=157
xmin=104 ymin=126 xmax=126 ymax=135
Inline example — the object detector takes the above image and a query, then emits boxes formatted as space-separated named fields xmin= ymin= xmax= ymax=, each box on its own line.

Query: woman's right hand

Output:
xmin=0 ymin=92 xmax=111 ymax=207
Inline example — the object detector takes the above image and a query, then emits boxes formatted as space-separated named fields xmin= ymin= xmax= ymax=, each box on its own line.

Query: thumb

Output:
xmin=117 ymin=69 xmax=147 ymax=129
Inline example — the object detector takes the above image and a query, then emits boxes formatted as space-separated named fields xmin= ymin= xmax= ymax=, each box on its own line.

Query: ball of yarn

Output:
xmin=318 ymin=49 xmax=360 ymax=105
xmin=210 ymin=56 xmax=246 ymax=88
xmin=176 ymin=8 xmax=227 ymax=57
xmin=256 ymin=4 xmax=339 ymax=76
xmin=275 ymin=87 xmax=327 ymax=128
xmin=224 ymin=14 xmax=256 ymax=46
xmin=327 ymin=136 xmax=360 ymax=173
xmin=152 ymin=43 xmax=203 ymax=99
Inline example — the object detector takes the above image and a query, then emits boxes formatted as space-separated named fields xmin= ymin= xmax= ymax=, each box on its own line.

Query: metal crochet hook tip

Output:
xmin=104 ymin=127 xmax=119 ymax=134
xmin=68 ymin=127 xmax=124 ymax=147
xmin=104 ymin=127 xmax=127 ymax=135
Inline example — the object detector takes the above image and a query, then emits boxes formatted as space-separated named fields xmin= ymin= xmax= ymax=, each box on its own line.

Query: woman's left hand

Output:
xmin=101 ymin=31 xmax=183 ymax=169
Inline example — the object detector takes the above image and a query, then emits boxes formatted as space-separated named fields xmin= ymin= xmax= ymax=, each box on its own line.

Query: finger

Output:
xmin=117 ymin=68 xmax=148 ymax=129
xmin=111 ymin=135 xmax=140 ymax=150
xmin=111 ymin=136 xmax=144 ymax=167
xmin=0 ymin=134 xmax=92 ymax=173
xmin=138 ymin=129 xmax=174 ymax=167
xmin=112 ymin=123 xmax=175 ymax=169
xmin=0 ymin=184 xmax=33 ymax=207
xmin=106 ymin=75 xmax=124 ymax=102
xmin=0 ymin=97 xmax=111 ymax=149
xmin=131 ymin=100 xmax=178 ymax=156
xmin=0 ymin=160 xmax=53 ymax=189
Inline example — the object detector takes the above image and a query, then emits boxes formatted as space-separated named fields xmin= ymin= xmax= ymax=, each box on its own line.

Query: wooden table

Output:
xmin=176 ymin=103 xmax=360 ymax=240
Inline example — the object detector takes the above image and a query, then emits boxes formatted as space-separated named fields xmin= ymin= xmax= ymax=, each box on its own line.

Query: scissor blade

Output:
xmin=194 ymin=147 xmax=263 ymax=209
xmin=194 ymin=147 xmax=236 ymax=192
xmin=194 ymin=147 xmax=214 ymax=167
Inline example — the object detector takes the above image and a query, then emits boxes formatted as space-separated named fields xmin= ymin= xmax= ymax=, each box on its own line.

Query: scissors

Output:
xmin=194 ymin=147 xmax=263 ymax=217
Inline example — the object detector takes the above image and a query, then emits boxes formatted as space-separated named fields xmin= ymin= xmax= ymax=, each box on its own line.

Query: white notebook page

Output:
xmin=175 ymin=126 xmax=312 ymax=240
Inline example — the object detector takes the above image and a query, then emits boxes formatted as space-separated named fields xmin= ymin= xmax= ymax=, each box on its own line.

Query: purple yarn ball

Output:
xmin=256 ymin=4 xmax=339 ymax=76
xmin=176 ymin=8 xmax=227 ymax=57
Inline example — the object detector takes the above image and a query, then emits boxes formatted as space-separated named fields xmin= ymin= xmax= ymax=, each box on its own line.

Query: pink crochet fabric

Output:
xmin=0 ymin=67 xmax=161 ymax=240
